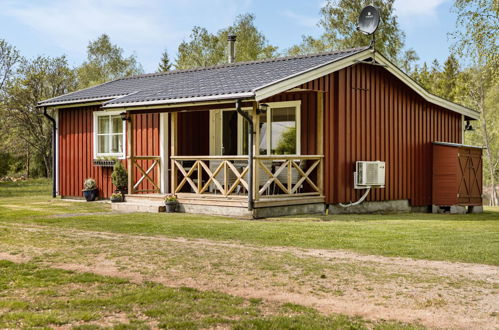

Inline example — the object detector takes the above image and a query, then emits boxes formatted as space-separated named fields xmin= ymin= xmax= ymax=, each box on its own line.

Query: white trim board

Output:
xmin=253 ymin=49 xmax=479 ymax=120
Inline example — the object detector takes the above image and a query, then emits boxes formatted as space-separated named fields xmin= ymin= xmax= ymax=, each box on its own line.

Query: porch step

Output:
xmin=112 ymin=200 xmax=165 ymax=213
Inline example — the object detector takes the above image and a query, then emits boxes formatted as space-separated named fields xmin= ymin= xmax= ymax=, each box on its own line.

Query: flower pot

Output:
xmin=164 ymin=201 xmax=177 ymax=213
xmin=110 ymin=195 xmax=123 ymax=203
xmin=83 ymin=189 xmax=98 ymax=202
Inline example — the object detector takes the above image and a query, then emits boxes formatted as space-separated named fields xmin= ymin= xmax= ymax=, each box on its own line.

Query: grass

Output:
xmin=0 ymin=260 xmax=420 ymax=329
xmin=1 ymin=180 xmax=498 ymax=265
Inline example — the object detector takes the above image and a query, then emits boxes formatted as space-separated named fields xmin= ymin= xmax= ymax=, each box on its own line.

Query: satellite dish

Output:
xmin=357 ymin=5 xmax=380 ymax=35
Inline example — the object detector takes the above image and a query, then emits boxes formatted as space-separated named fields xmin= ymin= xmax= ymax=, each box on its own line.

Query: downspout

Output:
xmin=236 ymin=99 xmax=254 ymax=211
xmin=42 ymin=106 xmax=57 ymax=198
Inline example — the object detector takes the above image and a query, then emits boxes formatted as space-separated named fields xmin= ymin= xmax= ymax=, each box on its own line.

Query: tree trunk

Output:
xmin=478 ymin=79 xmax=497 ymax=206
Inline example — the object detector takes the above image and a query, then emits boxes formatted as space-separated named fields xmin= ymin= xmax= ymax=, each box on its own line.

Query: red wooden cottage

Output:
xmin=38 ymin=44 xmax=482 ymax=217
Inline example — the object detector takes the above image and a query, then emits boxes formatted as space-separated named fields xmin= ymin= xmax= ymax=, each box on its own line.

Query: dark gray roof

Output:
xmin=38 ymin=47 xmax=368 ymax=107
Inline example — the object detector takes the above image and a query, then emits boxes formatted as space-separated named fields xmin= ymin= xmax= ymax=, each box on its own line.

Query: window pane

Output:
xmin=98 ymin=135 xmax=110 ymax=154
xmin=98 ymin=116 xmax=110 ymax=134
xmin=111 ymin=134 xmax=123 ymax=153
xmin=258 ymin=113 xmax=268 ymax=155
xmin=271 ymin=107 xmax=296 ymax=155
xmin=111 ymin=116 xmax=123 ymax=134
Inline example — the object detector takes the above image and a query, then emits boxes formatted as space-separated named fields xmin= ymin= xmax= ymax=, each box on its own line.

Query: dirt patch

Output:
xmin=0 ymin=222 xmax=497 ymax=329
xmin=0 ymin=252 xmax=31 ymax=263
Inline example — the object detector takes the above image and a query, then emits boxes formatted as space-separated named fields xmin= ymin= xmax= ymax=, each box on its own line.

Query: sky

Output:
xmin=0 ymin=0 xmax=460 ymax=73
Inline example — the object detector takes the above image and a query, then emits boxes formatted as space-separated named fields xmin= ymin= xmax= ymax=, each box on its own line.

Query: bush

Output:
xmin=111 ymin=161 xmax=128 ymax=191
xmin=83 ymin=178 xmax=97 ymax=191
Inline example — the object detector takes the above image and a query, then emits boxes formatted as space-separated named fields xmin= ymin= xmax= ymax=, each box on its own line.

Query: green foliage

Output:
xmin=0 ymin=151 xmax=12 ymax=177
xmin=2 ymin=55 xmax=77 ymax=178
xmin=77 ymin=34 xmax=143 ymax=88
xmin=111 ymin=161 xmax=127 ymax=191
xmin=157 ymin=49 xmax=172 ymax=72
xmin=83 ymin=178 xmax=97 ymax=191
xmin=175 ymin=14 xmax=278 ymax=69
xmin=275 ymin=127 xmax=296 ymax=155
xmin=0 ymin=39 xmax=21 ymax=93
xmin=288 ymin=0 xmax=416 ymax=70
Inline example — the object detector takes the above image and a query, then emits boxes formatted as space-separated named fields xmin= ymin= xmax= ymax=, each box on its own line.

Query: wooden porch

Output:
xmin=121 ymin=90 xmax=325 ymax=215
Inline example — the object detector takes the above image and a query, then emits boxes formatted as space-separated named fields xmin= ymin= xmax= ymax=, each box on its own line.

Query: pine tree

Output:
xmin=158 ymin=50 xmax=172 ymax=72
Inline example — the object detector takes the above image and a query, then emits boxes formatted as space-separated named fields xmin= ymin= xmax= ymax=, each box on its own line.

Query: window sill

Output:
xmin=93 ymin=159 xmax=117 ymax=167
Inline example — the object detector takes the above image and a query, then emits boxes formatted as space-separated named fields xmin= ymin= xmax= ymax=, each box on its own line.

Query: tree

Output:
xmin=175 ymin=14 xmax=278 ymax=69
xmin=157 ymin=50 xmax=172 ymax=72
xmin=289 ymin=0 xmax=411 ymax=65
xmin=77 ymin=34 xmax=143 ymax=88
xmin=3 ymin=56 xmax=77 ymax=177
xmin=451 ymin=0 xmax=499 ymax=205
xmin=0 ymin=39 xmax=21 ymax=92
xmin=0 ymin=39 xmax=22 ymax=154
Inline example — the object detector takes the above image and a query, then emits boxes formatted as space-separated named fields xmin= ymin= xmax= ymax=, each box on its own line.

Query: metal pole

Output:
xmin=42 ymin=106 xmax=56 ymax=198
xmin=236 ymin=99 xmax=254 ymax=211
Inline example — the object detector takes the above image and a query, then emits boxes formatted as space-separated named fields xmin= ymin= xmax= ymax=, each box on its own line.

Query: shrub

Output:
xmin=83 ymin=178 xmax=97 ymax=191
xmin=111 ymin=161 xmax=128 ymax=191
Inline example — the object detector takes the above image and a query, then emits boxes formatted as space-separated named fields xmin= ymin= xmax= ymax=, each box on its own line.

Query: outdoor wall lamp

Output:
xmin=120 ymin=112 xmax=131 ymax=122
xmin=256 ymin=103 xmax=268 ymax=115
xmin=464 ymin=120 xmax=474 ymax=131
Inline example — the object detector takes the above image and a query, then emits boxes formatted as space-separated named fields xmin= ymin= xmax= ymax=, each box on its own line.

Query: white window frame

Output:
xmin=208 ymin=100 xmax=301 ymax=156
xmin=93 ymin=110 xmax=127 ymax=159
xmin=260 ymin=100 xmax=301 ymax=156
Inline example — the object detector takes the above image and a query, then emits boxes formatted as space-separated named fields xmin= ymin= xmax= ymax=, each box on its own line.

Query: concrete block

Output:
xmin=253 ymin=203 xmax=325 ymax=218
xmin=329 ymin=200 xmax=411 ymax=214
xmin=468 ymin=205 xmax=483 ymax=214
xmin=177 ymin=203 xmax=253 ymax=218
xmin=450 ymin=205 xmax=467 ymax=214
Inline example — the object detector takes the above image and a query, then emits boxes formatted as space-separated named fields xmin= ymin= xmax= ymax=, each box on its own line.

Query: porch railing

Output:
xmin=171 ymin=156 xmax=249 ymax=196
xmin=171 ymin=155 xmax=323 ymax=199
xmin=130 ymin=156 xmax=161 ymax=193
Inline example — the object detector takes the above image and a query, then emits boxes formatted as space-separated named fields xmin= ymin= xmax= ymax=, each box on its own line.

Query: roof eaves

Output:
xmin=254 ymin=48 xmax=373 ymax=100
xmin=37 ymin=96 xmax=121 ymax=108
xmin=101 ymin=92 xmax=256 ymax=109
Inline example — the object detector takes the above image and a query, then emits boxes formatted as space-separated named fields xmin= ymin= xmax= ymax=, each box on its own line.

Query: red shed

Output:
xmin=38 ymin=46 xmax=481 ymax=217
xmin=432 ymin=142 xmax=483 ymax=209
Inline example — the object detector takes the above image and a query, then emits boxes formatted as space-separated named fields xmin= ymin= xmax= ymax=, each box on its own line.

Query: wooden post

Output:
xmin=317 ymin=92 xmax=324 ymax=195
xmin=252 ymin=102 xmax=259 ymax=200
xmin=170 ymin=112 xmax=178 ymax=194
xmin=127 ymin=113 xmax=134 ymax=195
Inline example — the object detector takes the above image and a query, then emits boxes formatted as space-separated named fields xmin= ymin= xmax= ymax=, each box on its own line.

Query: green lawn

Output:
xmin=1 ymin=179 xmax=498 ymax=265
xmin=0 ymin=180 xmax=496 ymax=329
xmin=0 ymin=260 xmax=419 ymax=329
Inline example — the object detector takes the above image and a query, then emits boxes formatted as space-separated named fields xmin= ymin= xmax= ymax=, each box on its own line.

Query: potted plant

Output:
xmin=111 ymin=161 xmax=128 ymax=197
xmin=110 ymin=193 xmax=124 ymax=203
xmin=82 ymin=178 xmax=98 ymax=201
xmin=164 ymin=194 xmax=178 ymax=213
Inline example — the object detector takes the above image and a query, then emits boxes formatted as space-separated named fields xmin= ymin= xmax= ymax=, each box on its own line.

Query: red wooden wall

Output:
xmin=299 ymin=63 xmax=462 ymax=206
xmin=59 ymin=63 xmax=464 ymax=206
xmin=131 ymin=113 xmax=161 ymax=194
xmin=58 ymin=107 xmax=160 ymax=198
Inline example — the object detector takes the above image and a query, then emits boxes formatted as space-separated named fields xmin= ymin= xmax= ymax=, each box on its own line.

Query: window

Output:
xmin=93 ymin=112 xmax=126 ymax=158
xmin=259 ymin=101 xmax=300 ymax=155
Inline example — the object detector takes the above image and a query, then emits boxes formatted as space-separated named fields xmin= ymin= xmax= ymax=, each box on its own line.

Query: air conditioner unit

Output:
xmin=355 ymin=161 xmax=385 ymax=189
